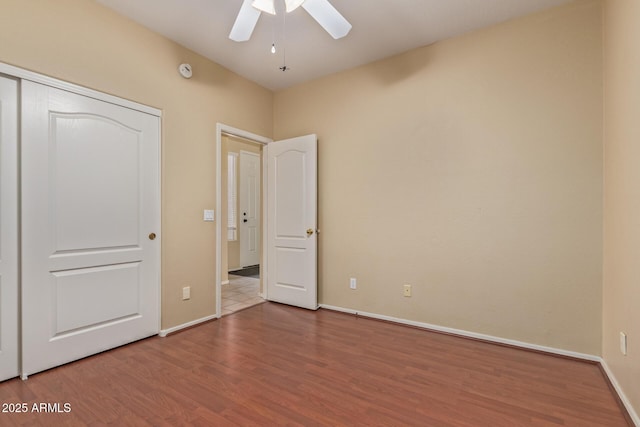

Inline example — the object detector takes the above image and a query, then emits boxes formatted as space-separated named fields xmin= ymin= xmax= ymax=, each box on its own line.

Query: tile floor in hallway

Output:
xmin=221 ymin=274 xmax=264 ymax=316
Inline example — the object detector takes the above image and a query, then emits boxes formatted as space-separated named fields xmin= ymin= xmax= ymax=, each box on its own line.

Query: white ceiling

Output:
xmin=95 ymin=0 xmax=573 ymax=91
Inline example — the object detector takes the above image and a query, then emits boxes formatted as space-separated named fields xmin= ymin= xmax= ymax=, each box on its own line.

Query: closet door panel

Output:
xmin=21 ymin=81 xmax=160 ymax=377
xmin=0 ymin=75 xmax=19 ymax=382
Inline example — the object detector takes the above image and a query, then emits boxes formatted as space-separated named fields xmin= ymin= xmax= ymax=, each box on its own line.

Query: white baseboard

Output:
xmin=600 ymin=359 xmax=640 ymax=426
xmin=319 ymin=304 xmax=600 ymax=362
xmin=159 ymin=314 xmax=219 ymax=337
xmin=221 ymin=280 xmax=230 ymax=285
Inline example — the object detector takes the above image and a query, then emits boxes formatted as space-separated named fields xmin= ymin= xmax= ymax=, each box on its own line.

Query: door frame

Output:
xmin=215 ymin=123 xmax=271 ymax=317
xmin=0 ymin=62 xmax=159 ymax=117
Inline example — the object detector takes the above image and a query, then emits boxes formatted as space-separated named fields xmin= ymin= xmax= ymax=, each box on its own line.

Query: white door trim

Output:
xmin=0 ymin=61 xmax=160 ymax=117
xmin=215 ymin=124 xmax=271 ymax=318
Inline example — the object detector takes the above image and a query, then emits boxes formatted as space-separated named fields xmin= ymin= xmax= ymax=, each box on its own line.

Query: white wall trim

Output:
xmin=0 ymin=61 xmax=161 ymax=117
xmin=159 ymin=314 xmax=219 ymax=337
xmin=215 ymin=124 xmax=271 ymax=318
xmin=221 ymin=280 xmax=230 ymax=286
xmin=600 ymin=359 xmax=640 ymax=426
xmin=319 ymin=304 xmax=601 ymax=362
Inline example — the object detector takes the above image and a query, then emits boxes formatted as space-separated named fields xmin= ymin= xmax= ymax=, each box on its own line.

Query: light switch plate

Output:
xmin=204 ymin=209 xmax=214 ymax=222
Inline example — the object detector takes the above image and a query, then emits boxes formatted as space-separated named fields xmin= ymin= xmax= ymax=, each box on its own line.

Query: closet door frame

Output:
xmin=0 ymin=63 xmax=159 ymax=117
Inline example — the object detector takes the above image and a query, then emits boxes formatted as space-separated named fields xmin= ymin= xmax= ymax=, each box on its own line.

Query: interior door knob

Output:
xmin=306 ymin=228 xmax=314 ymax=236
xmin=148 ymin=233 xmax=156 ymax=240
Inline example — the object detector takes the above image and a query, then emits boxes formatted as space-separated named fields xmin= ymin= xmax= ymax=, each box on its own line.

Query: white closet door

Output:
xmin=21 ymin=81 xmax=160 ymax=377
xmin=0 ymin=75 xmax=19 ymax=382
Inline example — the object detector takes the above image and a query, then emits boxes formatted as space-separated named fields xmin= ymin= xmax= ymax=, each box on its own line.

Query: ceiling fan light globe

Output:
xmin=252 ymin=0 xmax=276 ymax=15
xmin=285 ymin=0 xmax=305 ymax=13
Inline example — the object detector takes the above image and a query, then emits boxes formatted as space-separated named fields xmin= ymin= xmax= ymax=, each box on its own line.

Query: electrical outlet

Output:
xmin=620 ymin=332 xmax=627 ymax=356
xmin=403 ymin=284 xmax=412 ymax=297
xmin=350 ymin=278 xmax=357 ymax=290
xmin=182 ymin=286 xmax=191 ymax=300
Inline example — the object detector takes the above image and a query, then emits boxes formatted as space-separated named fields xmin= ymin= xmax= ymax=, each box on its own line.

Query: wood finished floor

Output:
xmin=0 ymin=302 xmax=630 ymax=426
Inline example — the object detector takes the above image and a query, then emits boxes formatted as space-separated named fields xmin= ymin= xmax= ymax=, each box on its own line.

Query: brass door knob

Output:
xmin=306 ymin=228 xmax=314 ymax=236
xmin=149 ymin=233 xmax=157 ymax=240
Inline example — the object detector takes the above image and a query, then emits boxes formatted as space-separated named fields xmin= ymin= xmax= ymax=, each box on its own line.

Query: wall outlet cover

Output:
xmin=403 ymin=284 xmax=412 ymax=297
xmin=620 ymin=332 xmax=627 ymax=356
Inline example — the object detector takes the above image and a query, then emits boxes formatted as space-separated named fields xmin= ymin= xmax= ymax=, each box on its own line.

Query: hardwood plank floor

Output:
xmin=0 ymin=302 xmax=630 ymax=426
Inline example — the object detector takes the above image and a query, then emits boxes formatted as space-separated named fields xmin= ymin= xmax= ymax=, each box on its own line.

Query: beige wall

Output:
xmin=603 ymin=0 xmax=640 ymax=415
xmin=0 ymin=0 xmax=273 ymax=329
xmin=221 ymin=135 xmax=263 ymax=282
xmin=274 ymin=0 xmax=603 ymax=354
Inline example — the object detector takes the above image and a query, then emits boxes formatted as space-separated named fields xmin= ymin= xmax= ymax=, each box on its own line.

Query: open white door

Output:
xmin=239 ymin=151 xmax=261 ymax=268
xmin=0 ymin=75 xmax=19 ymax=381
xmin=266 ymin=134 xmax=317 ymax=310
xmin=21 ymin=81 xmax=160 ymax=377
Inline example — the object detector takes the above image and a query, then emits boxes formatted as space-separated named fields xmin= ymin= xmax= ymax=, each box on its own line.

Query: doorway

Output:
xmin=216 ymin=125 xmax=319 ymax=316
xmin=217 ymin=125 xmax=270 ymax=316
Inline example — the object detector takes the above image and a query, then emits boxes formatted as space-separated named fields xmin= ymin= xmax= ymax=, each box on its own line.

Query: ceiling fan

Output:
xmin=229 ymin=0 xmax=352 ymax=42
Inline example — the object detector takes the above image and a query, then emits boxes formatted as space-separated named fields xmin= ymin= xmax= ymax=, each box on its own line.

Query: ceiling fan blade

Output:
xmin=229 ymin=0 xmax=261 ymax=42
xmin=302 ymin=0 xmax=352 ymax=39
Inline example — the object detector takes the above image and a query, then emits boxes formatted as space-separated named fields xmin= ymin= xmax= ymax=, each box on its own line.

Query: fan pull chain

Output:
xmin=280 ymin=7 xmax=289 ymax=71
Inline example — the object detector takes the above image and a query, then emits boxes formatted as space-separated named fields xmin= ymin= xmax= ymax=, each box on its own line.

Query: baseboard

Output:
xmin=159 ymin=314 xmax=219 ymax=337
xmin=221 ymin=280 xmax=230 ymax=285
xmin=600 ymin=359 xmax=640 ymax=426
xmin=319 ymin=304 xmax=600 ymax=362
